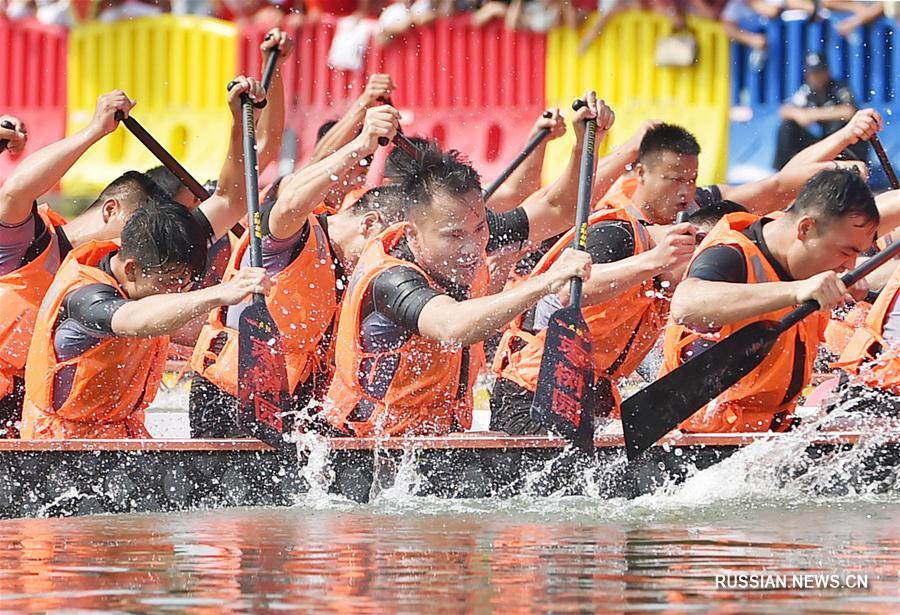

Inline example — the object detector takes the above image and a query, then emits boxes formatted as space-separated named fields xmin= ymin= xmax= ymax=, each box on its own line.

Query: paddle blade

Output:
xmin=238 ymin=301 xmax=292 ymax=449
xmin=621 ymin=319 xmax=782 ymax=460
xmin=530 ymin=306 xmax=596 ymax=453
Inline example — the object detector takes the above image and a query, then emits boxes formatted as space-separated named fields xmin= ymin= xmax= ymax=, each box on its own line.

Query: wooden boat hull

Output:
xmin=0 ymin=432 xmax=896 ymax=518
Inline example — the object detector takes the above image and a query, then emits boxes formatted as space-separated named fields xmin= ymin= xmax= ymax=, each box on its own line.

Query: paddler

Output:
xmin=188 ymin=105 xmax=408 ymax=437
xmin=661 ymin=168 xmax=880 ymax=433
xmin=321 ymin=92 xmax=612 ymax=437
xmin=20 ymin=200 xmax=272 ymax=439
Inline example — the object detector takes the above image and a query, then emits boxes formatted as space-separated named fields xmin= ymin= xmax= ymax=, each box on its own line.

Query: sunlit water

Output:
xmin=4 ymin=382 xmax=899 ymax=610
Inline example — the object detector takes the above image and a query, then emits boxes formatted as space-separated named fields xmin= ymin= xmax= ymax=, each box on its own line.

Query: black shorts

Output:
xmin=188 ymin=374 xmax=319 ymax=438
xmin=489 ymin=376 xmax=616 ymax=435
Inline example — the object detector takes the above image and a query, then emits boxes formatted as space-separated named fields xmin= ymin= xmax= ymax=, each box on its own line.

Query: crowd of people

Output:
xmin=1 ymin=24 xmax=899 ymax=444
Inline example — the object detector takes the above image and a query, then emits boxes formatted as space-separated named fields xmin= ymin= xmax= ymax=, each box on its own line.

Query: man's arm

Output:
xmin=721 ymin=160 xmax=868 ymax=215
xmin=486 ymin=109 xmax=565 ymax=213
xmin=110 ymin=267 xmax=270 ymax=337
xmin=310 ymin=73 xmax=395 ymax=163
xmin=581 ymin=222 xmax=695 ymax=305
xmin=256 ymin=28 xmax=294 ymax=176
xmin=197 ymin=76 xmax=265 ymax=240
xmin=519 ymin=92 xmax=615 ymax=245
xmin=416 ymin=248 xmax=592 ymax=346
xmin=875 ymin=190 xmax=900 ymax=237
xmin=783 ymin=108 xmax=881 ymax=169
xmin=0 ymin=92 xmax=134 ymax=225
xmin=782 ymin=103 xmax=857 ymax=127
xmin=268 ymin=105 xmax=400 ymax=240
xmin=671 ymin=267 xmax=849 ymax=329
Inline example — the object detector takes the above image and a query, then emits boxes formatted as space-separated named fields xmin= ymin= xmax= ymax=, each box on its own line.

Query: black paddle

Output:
xmin=0 ymin=119 xmax=15 ymax=154
xmin=374 ymin=95 xmax=423 ymax=162
xmin=621 ymin=139 xmax=900 ymax=460
xmin=482 ymin=111 xmax=554 ymax=200
xmin=233 ymin=83 xmax=292 ymax=449
xmin=871 ymin=134 xmax=899 ymax=190
xmin=115 ymin=111 xmax=210 ymax=201
xmin=260 ymin=33 xmax=279 ymax=92
xmin=529 ymin=98 xmax=597 ymax=454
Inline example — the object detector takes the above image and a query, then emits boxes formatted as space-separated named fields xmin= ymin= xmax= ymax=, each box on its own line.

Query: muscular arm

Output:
xmin=788 ymin=104 xmax=857 ymax=125
xmin=256 ymin=58 xmax=284 ymax=175
xmin=0 ymin=128 xmax=100 ymax=225
xmin=670 ymin=245 xmax=800 ymax=328
xmin=416 ymin=266 xmax=570 ymax=347
xmin=110 ymin=284 xmax=233 ymax=338
xmin=486 ymin=114 xmax=560 ymax=213
xmin=876 ymin=190 xmax=900 ymax=237
xmin=720 ymin=161 xmax=862 ymax=215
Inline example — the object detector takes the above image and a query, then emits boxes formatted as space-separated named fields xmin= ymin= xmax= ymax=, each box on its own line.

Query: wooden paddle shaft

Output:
xmin=569 ymin=99 xmax=597 ymax=311
xmin=115 ymin=112 xmax=210 ymax=201
xmin=482 ymin=111 xmax=553 ymax=200
xmin=240 ymin=94 xmax=265 ymax=306
xmin=871 ymin=134 xmax=899 ymax=190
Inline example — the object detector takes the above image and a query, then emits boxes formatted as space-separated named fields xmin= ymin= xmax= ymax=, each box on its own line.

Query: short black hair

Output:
xmin=146 ymin=165 xmax=187 ymax=200
xmin=384 ymin=136 xmax=441 ymax=185
xmin=348 ymin=184 xmax=407 ymax=226
xmin=686 ymin=200 xmax=747 ymax=229
xmin=88 ymin=170 xmax=168 ymax=212
xmin=787 ymin=168 xmax=878 ymax=228
xmin=637 ymin=123 xmax=701 ymax=166
xmin=119 ymin=200 xmax=208 ymax=282
xmin=400 ymin=147 xmax=482 ymax=216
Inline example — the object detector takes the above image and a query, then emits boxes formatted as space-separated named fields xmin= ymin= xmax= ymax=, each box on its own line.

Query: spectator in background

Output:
xmin=505 ymin=0 xmax=577 ymax=31
xmin=374 ymin=0 xmax=436 ymax=46
xmin=0 ymin=0 xmax=75 ymax=25
xmin=825 ymin=1 xmax=896 ymax=41
xmin=774 ymin=52 xmax=865 ymax=169
xmin=96 ymin=0 xmax=168 ymax=21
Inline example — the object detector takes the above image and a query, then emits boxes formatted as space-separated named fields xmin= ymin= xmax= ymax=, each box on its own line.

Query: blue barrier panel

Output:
xmin=728 ymin=14 xmax=899 ymax=187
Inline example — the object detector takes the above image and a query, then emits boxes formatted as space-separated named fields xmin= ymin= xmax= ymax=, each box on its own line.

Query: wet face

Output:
xmin=406 ymin=189 xmax=489 ymax=288
xmin=790 ymin=213 xmax=877 ymax=280
xmin=125 ymin=261 xmax=195 ymax=300
xmin=805 ymin=68 xmax=829 ymax=93
xmin=636 ymin=150 xmax=699 ymax=224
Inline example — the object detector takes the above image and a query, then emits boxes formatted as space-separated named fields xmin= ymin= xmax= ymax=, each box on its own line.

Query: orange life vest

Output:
xmin=836 ymin=264 xmax=900 ymax=394
xmin=21 ymin=241 xmax=168 ymax=439
xmin=593 ymin=175 xmax=639 ymax=212
xmin=660 ymin=212 xmax=823 ymax=433
xmin=823 ymin=302 xmax=871 ymax=358
xmin=491 ymin=207 xmax=668 ymax=415
xmin=0 ymin=204 xmax=68 ymax=400
xmin=190 ymin=213 xmax=339 ymax=397
xmin=324 ymin=223 xmax=485 ymax=436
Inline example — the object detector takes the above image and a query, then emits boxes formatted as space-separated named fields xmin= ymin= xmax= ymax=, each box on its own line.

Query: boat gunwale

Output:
xmin=0 ymin=431 xmax=875 ymax=452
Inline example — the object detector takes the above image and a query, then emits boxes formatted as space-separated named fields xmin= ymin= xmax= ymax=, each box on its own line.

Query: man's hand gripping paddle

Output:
xmin=529 ymin=99 xmax=597 ymax=454
xmin=0 ymin=120 xmax=16 ymax=154
xmin=482 ymin=111 xmax=554 ymax=200
xmin=229 ymin=77 xmax=292 ymax=449
xmin=621 ymin=135 xmax=900 ymax=461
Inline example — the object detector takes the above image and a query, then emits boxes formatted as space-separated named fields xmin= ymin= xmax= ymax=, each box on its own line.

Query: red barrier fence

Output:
xmin=239 ymin=15 xmax=547 ymax=183
xmin=0 ymin=18 xmax=68 ymax=183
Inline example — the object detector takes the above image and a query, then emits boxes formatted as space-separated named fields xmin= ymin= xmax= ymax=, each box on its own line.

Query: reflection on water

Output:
xmin=0 ymin=502 xmax=897 ymax=612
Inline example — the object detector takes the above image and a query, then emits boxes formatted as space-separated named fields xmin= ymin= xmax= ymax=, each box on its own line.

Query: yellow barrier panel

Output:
xmin=63 ymin=16 xmax=237 ymax=195
xmin=544 ymin=11 xmax=730 ymax=186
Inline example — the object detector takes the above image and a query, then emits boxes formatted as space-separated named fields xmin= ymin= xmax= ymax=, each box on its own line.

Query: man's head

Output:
xmin=383 ymin=136 xmax=440 ymax=185
xmin=784 ymin=168 xmax=878 ymax=279
xmin=146 ymin=165 xmax=202 ymax=209
xmin=633 ymin=123 xmax=700 ymax=224
xmin=686 ymin=200 xmax=748 ymax=238
xmin=87 ymin=171 xmax=169 ymax=237
xmin=402 ymin=147 xmax=486 ymax=287
xmin=804 ymin=52 xmax=831 ymax=92
xmin=316 ymin=119 xmax=371 ymax=202
xmin=117 ymin=200 xmax=208 ymax=300
xmin=331 ymin=184 xmax=408 ymax=269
